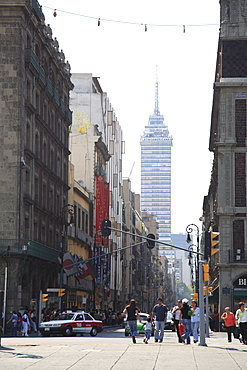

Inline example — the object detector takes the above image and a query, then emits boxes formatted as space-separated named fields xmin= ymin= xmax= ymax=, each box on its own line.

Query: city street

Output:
xmin=0 ymin=327 xmax=246 ymax=370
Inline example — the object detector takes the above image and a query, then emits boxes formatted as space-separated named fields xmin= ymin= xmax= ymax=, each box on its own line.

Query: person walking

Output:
xmin=180 ymin=298 xmax=192 ymax=344
xmin=22 ymin=311 xmax=30 ymax=337
xmin=143 ymin=316 xmax=152 ymax=344
xmin=191 ymin=300 xmax=200 ymax=343
xmin=235 ymin=302 xmax=247 ymax=345
xmin=221 ymin=307 xmax=236 ymax=343
xmin=7 ymin=310 xmax=18 ymax=337
xmin=172 ymin=300 xmax=183 ymax=343
xmin=152 ymin=298 xmax=168 ymax=343
xmin=123 ymin=299 xmax=141 ymax=343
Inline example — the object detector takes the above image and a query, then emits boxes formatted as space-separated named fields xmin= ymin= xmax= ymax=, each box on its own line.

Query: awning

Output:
xmin=234 ymin=288 xmax=247 ymax=299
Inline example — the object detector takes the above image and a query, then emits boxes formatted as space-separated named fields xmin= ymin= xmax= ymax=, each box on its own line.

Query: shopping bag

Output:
xmin=178 ymin=323 xmax=185 ymax=336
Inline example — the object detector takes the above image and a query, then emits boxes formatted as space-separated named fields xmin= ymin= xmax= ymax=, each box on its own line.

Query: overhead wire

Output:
xmin=42 ymin=5 xmax=219 ymax=30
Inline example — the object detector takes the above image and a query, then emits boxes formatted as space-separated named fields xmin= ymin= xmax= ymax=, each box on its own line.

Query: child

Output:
xmin=143 ymin=317 xmax=152 ymax=344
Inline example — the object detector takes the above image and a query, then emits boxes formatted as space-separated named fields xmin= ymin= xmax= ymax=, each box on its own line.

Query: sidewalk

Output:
xmin=0 ymin=331 xmax=246 ymax=370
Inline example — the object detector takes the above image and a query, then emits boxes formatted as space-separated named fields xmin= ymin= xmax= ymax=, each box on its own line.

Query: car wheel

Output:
xmin=41 ymin=332 xmax=50 ymax=337
xmin=64 ymin=326 xmax=72 ymax=336
xmin=90 ymin=327 xmax=98 ymax=337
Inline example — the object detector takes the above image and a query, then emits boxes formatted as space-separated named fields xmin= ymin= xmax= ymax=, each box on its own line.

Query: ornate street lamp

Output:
xmin=188 ymin=244 xmax=197 ymax=292
xmin=186 ymin=224 xmax=200 ymax=294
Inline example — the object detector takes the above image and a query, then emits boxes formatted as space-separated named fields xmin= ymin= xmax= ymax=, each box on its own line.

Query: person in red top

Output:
xmin=221 ymin=307 xmax=236 ymax=342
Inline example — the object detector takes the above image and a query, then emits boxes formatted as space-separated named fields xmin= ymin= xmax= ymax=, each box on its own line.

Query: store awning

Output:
xmin=234 ymin=288 xmax=247 ymax=299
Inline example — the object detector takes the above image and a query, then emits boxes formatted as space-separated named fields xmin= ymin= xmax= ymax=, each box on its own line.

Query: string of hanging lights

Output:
xmin=42 ymin=5 xmax=218 ymax=33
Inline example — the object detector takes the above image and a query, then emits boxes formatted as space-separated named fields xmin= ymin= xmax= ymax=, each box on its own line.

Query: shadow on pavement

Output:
xmin=210 ymin=345 xmax=247 ymax=353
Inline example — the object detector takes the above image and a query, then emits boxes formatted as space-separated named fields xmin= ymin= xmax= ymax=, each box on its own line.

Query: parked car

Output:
xmin=39 ymin=311 xmax=103 ymax=337
xmin=124 ymin=313 xmax=154 ymax=336
xmin=164 ymin=311 xmax=175 ymax=331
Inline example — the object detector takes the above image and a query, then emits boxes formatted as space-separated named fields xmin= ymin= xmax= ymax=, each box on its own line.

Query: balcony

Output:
xmin=46 ymin=78 xmax=53 ymax=96
xmin=25 ymin=49 xmax=39 ymax=74
xmin=54 ymin=89 xmax=59 ymax=106
xmin=60 ymin=99 xmax=65 ymax=114
xmin=39 ymin=66 xmax=46 ymax=86
xmin=0 ymin=239 xmax=60 ymax=262
xmin=32 ymin=0 xmax=43 ymax=21
xmin=67 ymin=109 xmax=73 ymax=124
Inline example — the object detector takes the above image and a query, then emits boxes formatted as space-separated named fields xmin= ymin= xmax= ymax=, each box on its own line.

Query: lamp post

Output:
xmin=59 ymin=204 xmax=75 ymax=311
xmin=188 ymin=244 xmax=197 ymax=292
xmin=186 ymin=224 xmax=200 ymax=295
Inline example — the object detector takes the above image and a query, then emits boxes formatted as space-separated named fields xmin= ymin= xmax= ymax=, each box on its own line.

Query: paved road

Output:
xmin=0 ymin=328 xmax=246 ymax=370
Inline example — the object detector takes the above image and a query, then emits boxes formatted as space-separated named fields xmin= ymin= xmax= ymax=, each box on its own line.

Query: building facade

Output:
xmin=203 ymin=0 xmax=247 ymax=315
xmin=140 ymin=78 xmax=173 ymax=257
xmin=69 ymin=74 xmax=124 ymax=311
xmin=0 ymin=0 xmax=73 ymax=321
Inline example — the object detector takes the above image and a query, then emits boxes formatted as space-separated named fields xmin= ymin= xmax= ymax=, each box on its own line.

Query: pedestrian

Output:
xmin=22 ymin=310 xmax=30 ymax=336
xmin=172 ymin=300 xmax=183 ymax=342
xmin=123 ymin=299 xmax=141 ymax=343
xmin=143 ymin=316 xmax=152 ymax=344
xmin=7 ymin=310 xmax=18 ymax=337
xmin=191 ymin=300 xmax=200 ymax=343
xmin=221 ymin=307 xmax=236 ymax=343
xmin=180 ymin=298 xmax=192 ymax=344
xmin=30 ymin=310 xmax=37 ymax=332
xmin=235 ymin=302 xmax=247 ymax=345
xmin=17 ymin=312 xmax=23 ymax=336
xmin=152 ymin=297 xmax=168 ymax=343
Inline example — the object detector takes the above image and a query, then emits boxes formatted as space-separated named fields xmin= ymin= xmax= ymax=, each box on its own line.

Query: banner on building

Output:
xmin=62 ymin=252 xmax=79 ymax=276
xmin=95 ymin=175 xmax=110 ymax=247
xmin=73 ymin=254 xmax=98 ymax=280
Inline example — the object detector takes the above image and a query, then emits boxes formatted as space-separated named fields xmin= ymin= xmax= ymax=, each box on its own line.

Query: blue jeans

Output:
xmin=128 ymin=320 xmax=137 ymax=337
xmin=182 ymin=319 xmax=191 ymax=344
xmin=155 ymin=321 xmax=165 ymax=341
xmin=191 ymin=321 xmax=199 ymax=341
xmin=145 ymin=329 xmax=151 ymax=340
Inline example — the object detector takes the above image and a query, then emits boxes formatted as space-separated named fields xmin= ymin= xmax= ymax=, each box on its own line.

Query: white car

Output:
xmin=39 ymin=311 xmax=103 ymax=337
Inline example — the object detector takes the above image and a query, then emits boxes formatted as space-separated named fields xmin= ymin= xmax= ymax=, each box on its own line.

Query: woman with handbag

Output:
xmin=221 ymin=307 xmax=236 ymax=343
xmin=180 ymin=298 xmax=192 ymax=344
xmin=172 ymin=300 xmax=183 ymax=343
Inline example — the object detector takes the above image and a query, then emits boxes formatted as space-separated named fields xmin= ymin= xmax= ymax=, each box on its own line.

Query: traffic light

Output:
xmin=208 ymin=287 xmax=213 ymax=296
xmin=58 ymin=289 xmax=65 ymax=297
xmin=42 ymin=294 xmax=48 ymax=302
xmin=204 ymin=231 xmax=220 ymax=259
xmin=203 ymin=263 xmax=209 ymax=281
xmin=101 ymin=219 xmax=111 ymax=237
xmin=146 ymin=233 xmax=155 ymax=249
xmin=211 ymin=232 xmax=219 ymax=255
xmin=191 ymin=293 xmax=198 ymax=301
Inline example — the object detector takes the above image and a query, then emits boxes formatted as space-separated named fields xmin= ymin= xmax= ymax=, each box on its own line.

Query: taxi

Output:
xmin=39 ymin=311 xmax=103 ymax=337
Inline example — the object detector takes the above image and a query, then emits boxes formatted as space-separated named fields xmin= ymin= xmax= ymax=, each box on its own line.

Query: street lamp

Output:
xmin=59 ymin=204 xmax=75 ymax=310
xmin=188 ymin=244 xmax=197 ymax=292
xmin=186 ymin=224 xmax=200 ymax=294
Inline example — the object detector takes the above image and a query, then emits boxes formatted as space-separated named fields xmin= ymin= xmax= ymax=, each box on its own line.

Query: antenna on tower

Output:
xmin=154 ymin=66 xmax=160 ymax=116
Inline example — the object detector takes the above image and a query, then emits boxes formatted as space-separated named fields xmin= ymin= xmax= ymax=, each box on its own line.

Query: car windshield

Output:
xmin=53 ymin=313 xmax=74 ymax=321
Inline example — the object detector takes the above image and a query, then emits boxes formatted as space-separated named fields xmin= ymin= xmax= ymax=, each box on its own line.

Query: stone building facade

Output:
xmin=0 ymin=0 xmax=73 ymax=320
xmin=203 ymin=0 xmax=247 ymax=315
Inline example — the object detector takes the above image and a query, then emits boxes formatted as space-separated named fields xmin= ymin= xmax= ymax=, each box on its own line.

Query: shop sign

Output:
xmin=233 ymin=275 xmax=247 ymax=287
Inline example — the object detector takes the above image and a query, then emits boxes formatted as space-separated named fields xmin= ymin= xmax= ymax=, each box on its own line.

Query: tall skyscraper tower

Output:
xmin=140 ymin=77 xmax=173 ymax=257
